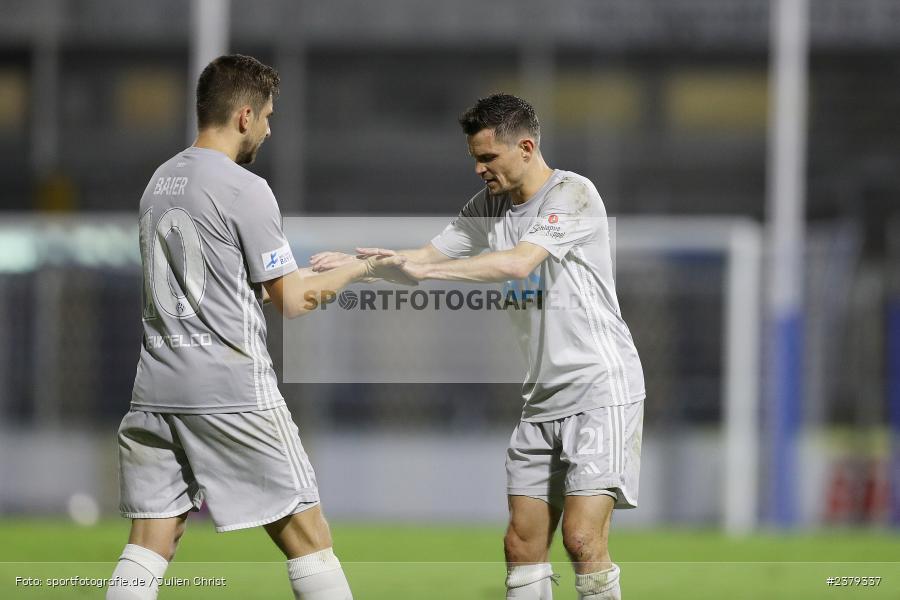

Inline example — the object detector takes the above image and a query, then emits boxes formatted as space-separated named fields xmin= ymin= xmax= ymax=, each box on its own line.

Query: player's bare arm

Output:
xmin=264 ymin=257 xmax=407 ymax=318
xmin=358 ymin=241 xmax=549 ymax=283
xmin=261 ymin=267 xmax=316 ymax=304
xmin=309 ymin=242 xmax=450 ymax=272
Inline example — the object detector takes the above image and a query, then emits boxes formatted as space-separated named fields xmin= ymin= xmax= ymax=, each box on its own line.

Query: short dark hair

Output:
xmin=196 ymin=54 xmax=280 ymax=129
xmin=458 ymin=93 xmax=540 ymax=146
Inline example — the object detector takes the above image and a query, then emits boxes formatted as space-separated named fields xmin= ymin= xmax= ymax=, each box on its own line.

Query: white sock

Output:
xmin=506 ymin=563 xmax=555 ymax=599
xmin=575 ymin=564 xmax=621 ymax=600
xmin=286 ymin=547 xmax=353 ymax=600
xmin=106 ymin=544 xmax=168 ymax=600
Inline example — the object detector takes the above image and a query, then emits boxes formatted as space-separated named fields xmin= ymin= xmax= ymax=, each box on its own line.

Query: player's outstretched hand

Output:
xmin=364 ymin=255 xmax=419 ymax=286
xmin=355 ymin=247 xmax=396 ymax=259
xmin=309 ymin=251 xmax=358 ymax=273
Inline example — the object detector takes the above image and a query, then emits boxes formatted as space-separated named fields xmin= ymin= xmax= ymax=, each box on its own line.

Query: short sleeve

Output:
xmin=520 ymin=181 xmax=600 ymax=260
xmin=229 ymin=179 xmax=298 ymax=283
xmin=430 ymin=192 xmax=490 ymax=258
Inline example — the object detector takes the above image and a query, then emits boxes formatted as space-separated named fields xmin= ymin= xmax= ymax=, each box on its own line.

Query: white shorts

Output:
xmin=117 ymin=406 xmax=319 ymax=532
xmin=506 ymin=400 xmax=644 ymax=510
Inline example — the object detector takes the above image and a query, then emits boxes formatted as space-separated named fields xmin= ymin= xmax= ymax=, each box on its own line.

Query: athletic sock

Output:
xmin=105 ymin=544 xmax=168 ymax=600
xmin=506 ymin=563 xmax=555 ymax=599
xmin=286 ymin=547 xmax=353 ymax=600
xmin=574 ymin=564 xmax=621 ymax=600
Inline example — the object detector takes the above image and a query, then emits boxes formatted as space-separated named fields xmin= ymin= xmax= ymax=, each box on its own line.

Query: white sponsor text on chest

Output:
xmin=153 ymin=176 xmax=189 ymax=196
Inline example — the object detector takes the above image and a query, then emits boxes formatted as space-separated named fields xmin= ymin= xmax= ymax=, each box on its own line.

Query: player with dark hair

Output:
xmin=312 ymin=93 xmax=645 ymax=600
xmin=106 ymin=54 xmax=403 ymax=600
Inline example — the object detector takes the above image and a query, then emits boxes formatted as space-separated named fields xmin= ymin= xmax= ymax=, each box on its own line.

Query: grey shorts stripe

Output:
xmin=284 ymin=407 xmax=316 ymax=487
xmin=618 ymin=405 xmax=624 ymax=474
xmin=270 ymin=407 xmax=308 ymax=489
xmin=295 ymin=432 xmax=316 ymax=488
xmin=279 ymin=406 xmax=315 ymax=490
xmin=606 ymin=408 xmax=615 ymax=473
xmin=609 ymin=404 xmax=625 ymax=474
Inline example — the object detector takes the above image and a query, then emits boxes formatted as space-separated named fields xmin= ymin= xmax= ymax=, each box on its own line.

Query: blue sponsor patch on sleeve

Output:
xmin=261 ymin=243 xmax=295 ymax=272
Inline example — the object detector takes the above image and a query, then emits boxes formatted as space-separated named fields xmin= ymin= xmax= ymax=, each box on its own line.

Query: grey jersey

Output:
xmin=431 ymin=169 xmax=645 ymax=422
xmin=131 ymin=146 xmax=297 ymax=414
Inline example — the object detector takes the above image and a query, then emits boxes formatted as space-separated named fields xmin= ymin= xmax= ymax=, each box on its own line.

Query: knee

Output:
xmin=561 ymin=523 xmax=607 ymax=563
xmin=504 ymin=525 xmax=544 ymax=563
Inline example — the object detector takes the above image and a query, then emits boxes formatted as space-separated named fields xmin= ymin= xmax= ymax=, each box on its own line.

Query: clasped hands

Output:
xmin=310 ymin=248 xmax=425 ymax=286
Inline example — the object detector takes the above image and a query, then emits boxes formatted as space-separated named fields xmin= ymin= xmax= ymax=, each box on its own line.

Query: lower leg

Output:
xmin=505 ymin=496 xmax=561 ymax=600
xmin=126 ymin=513 xmax=189 ymax=561
xmin=264 ymin=505 xmax=352 ymax=600
xmin=506 ymin=563 xmax=556 ymax=600
xmin=562 ymin=496 xmax=620 ymax=599
xmin=106 ymin=514 xmax=188 ymax=600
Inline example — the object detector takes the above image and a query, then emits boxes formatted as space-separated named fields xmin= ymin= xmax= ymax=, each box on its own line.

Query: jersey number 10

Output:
xmin=140 ymin=207 xmax=207 ymax=320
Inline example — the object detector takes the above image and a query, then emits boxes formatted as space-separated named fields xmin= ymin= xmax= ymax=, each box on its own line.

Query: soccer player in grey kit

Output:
xmin=313 ymin=94 xmax=645 ymax=600
xmin=106 ymin=55 xmax=403 ymax=600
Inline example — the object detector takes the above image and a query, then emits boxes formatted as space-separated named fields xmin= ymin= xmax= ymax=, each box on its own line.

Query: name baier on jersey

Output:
xmin=133 ymin=146 xmax=296 ymax=414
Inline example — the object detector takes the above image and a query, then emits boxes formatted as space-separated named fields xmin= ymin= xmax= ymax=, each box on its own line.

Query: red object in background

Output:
xmin=861 ymin=460 xmax=889 ymax=521
xmin=825 ymin=461 xmax=856 ymax=523
xmin=825 ymin=458 xmax=890 ymax=524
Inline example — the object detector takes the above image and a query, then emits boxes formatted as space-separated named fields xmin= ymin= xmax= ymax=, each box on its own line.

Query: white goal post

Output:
xmin=615 ymin=217 xmax=762 ymax=535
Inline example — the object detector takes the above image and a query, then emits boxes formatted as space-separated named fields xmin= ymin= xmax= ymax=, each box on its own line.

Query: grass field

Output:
xmin=1 ymin=519 xmax=897 ymax=598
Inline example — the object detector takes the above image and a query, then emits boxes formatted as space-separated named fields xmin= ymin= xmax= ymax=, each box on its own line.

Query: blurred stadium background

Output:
xmin=1 ymin=0 xmax=899 ymax=597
